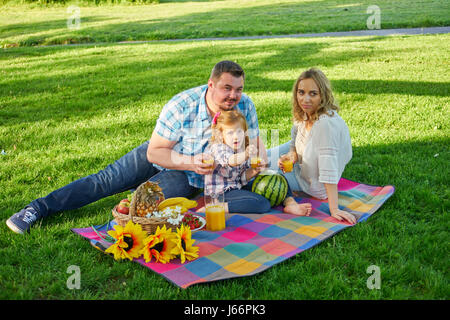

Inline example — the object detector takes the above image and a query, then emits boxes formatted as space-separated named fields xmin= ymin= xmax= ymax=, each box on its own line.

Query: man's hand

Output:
xmin=192 ymin=154 xmax=216 ymax=175
xmin=278 ymin=151 xmax=297 ymax=173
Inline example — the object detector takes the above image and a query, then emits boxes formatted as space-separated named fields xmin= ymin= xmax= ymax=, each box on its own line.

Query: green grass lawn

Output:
xmin=1 ymin=0 xmax=449 ymax=47
xmin=0 ymin=30 xmax=448 ymax=299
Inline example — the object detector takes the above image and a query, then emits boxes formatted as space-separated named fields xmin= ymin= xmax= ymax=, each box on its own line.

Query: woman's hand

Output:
xmin=324 ymin=183 xmax=357 ymax=225
xmin=330 ymin=208 xmax=356 ymax=224
xmin=278 ymin=151 xmax=297 ymax=173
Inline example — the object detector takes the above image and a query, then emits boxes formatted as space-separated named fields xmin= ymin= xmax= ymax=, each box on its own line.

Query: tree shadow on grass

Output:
xmin=0 ymin=37 xmax=448 ymax=130
xmin=159 ymin=0 xmax=222 ymax=2
xmin=1 ymin=0 xmax=369 ymax=47
xmin=0 ymin=16 xmax=113 ymax=38
xmin=3 ymin=0 xmax=449 ymax=48
xmin=0 ymin=40 xmax=329 ymax=126
xmin=0 ymin=16 xmax=114 ymax=47
xmin=332 ymin=79 xmax=450 ymax=97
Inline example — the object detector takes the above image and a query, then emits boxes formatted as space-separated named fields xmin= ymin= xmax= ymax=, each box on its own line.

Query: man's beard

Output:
xmin=219 ymin=99 xmax=238 ymax=111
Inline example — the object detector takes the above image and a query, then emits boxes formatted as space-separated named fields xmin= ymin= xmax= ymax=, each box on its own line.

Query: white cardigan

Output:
xmin=290 ymin=111 xmax=352 ymax=199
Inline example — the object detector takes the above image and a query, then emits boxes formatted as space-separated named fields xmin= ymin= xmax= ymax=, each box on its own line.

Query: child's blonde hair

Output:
xmin=210 ymin=110 xmax=250 ymax=149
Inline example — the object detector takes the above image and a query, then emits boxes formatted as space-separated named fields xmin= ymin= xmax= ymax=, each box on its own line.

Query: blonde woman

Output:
xmin=277 ymin=68 xmax=356 ymax=224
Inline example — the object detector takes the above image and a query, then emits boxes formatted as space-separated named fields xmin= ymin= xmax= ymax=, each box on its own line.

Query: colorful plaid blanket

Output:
xmin=72 ymin=178 xmax=394 ymax=289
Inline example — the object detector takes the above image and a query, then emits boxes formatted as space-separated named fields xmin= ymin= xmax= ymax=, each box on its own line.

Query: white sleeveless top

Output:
xmin=290 ymin=111 xmax=352 ymax=199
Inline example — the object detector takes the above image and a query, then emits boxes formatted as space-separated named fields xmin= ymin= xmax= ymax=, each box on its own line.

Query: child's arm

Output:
xmin=238 ymin=166 xmax=262 ymax=189
xmin=228 ymin=145 xmax=257 ymax=167
xmin=324 ymin=183 xmax=356 ymax=224
xmin=244 ymin=167 xmax=260 ymax=181
xmin=228 ymin=151 xmax=248 ymax=167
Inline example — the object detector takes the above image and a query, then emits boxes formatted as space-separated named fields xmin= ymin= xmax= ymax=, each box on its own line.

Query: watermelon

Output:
xmin=251 ymin=171 xmax=288 ymax=206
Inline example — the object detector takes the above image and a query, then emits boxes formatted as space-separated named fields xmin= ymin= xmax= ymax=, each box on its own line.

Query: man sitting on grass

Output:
xmin=6 ymin=60 xmax=268 ymax=234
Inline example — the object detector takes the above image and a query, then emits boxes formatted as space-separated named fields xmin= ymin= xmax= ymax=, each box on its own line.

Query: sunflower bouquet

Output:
xmin=95 ymin=220 xmax=199 ymax=264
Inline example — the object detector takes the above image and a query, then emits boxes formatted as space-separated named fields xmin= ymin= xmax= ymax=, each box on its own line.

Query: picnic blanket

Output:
xmin=72 ymin=178 xmax=394 ymax=289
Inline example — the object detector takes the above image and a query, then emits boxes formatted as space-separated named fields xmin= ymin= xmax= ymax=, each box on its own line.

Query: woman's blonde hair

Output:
xmin=210 ymin=110 xmax=249 ymax=149
xmin=292 ymin=68 xmax=339 ymax=123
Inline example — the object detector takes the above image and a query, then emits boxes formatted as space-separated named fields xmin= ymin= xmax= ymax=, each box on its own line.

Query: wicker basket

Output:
xmin=112 ymin=205 xmax=180 ymax=234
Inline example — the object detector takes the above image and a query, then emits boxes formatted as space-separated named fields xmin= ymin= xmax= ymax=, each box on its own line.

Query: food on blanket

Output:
xmin=250 ymin=156 xmax=262 ymax=168
xmin=158 ymin=197 xmax=197 ymax=213
xmin=182 ymin=213 xmax=203 ymax=230
xmin=252 ymin=172 xmax=288 ymax=206
xmin=129 ymin=181 xmax=165 ymax=217
xmin=116 ymin=199 xmax=130 ymax=215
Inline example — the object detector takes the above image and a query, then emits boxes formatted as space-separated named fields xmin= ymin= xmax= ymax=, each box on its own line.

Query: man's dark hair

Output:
xmin=210 ymin=60 xmax=245 ymax=81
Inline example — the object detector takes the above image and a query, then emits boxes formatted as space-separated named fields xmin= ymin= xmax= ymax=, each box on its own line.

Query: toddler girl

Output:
xmin=203 ymin=110 xmax=270 ymax=213
xmin=205 ymin=110 xmax=310 ymax=215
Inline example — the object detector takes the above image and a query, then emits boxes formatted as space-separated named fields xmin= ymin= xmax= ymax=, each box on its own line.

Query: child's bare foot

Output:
xmin=283 ymin=197 xmax=312 ymax=216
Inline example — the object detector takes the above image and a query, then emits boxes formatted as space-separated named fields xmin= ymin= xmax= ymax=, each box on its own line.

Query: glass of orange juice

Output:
xmin=205 ymin=193 xmax=226 ymax=231
xmin=202 ymin=153 xmax=214 ymax=169
xmin=250 ymin=156 xmax=262 ymax=168
xmin=281 ymin=158 xmax=293 ymax=172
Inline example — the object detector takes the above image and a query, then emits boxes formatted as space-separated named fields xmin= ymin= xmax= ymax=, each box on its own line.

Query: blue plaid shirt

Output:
xmin=154 ymin=84 xmax=259 ymax=188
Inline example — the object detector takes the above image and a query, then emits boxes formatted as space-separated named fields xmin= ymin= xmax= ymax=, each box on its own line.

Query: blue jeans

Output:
xmin=29 ymin=141 xmax=298 ymax=217
xmin=30 ymin=142 xmax=199 ymax=218
xmin=225 ymin=181 xmax=271 ymax=214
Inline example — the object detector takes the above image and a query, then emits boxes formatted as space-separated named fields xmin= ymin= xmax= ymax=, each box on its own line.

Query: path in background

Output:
xmin=39 ymin=26 xmax=450 ymax=48
xmin=119 ymin=26 xmax=450 ymax=44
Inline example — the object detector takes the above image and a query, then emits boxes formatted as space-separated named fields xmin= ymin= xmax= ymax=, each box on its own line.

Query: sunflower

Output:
xmin=171 ymin=224 xmax=199 ymax=264
xmin=105 ymin=221 xmax=147 ymax=261
xmin=140 ymin=225 xmax=176 ymax=264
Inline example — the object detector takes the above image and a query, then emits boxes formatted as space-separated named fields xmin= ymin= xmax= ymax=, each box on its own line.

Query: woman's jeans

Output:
xmin=29 ymin=141 xmax=299 ymax=217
